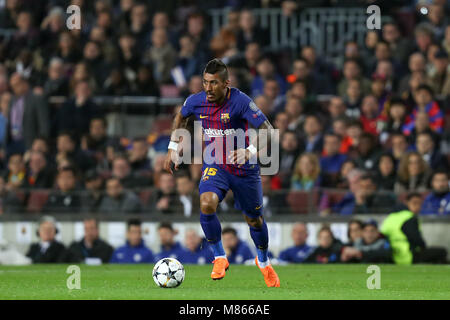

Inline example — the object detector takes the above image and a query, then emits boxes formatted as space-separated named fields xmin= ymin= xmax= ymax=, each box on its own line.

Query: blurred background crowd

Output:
xmin=0 ymin=0 xmax=449 ymax=217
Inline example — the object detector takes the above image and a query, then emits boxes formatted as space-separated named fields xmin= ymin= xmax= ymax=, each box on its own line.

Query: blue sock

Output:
xmin=200 ymin=212 xmax=225 ymax=257
xmin=249 ymin=219 xmax=269 ymax=263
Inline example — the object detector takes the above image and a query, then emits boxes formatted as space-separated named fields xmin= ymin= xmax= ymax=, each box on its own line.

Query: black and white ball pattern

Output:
xmin=152 ymin=258 xmax=185 ymax=288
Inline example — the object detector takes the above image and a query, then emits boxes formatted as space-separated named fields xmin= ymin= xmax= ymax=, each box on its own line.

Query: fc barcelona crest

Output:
xmin=221 ymin=113 xmax=230 ymax=123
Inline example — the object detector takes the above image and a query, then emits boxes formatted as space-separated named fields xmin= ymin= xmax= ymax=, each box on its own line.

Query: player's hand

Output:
xmin=228 ymin=148 xmax=251 ymax=167
xmin=163 ymin=149 xmax=180 ymax=174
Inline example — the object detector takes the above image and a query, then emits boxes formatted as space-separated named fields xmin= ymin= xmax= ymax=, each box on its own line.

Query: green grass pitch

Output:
xmin=0 ymin=264 xmax=449 ymax=300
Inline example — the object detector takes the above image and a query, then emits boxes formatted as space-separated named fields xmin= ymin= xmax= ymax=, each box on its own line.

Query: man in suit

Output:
xmin=7 ymin=73 xmax=49 ymax=155
xmin=26 ymin=215 xmax=65 ymax=263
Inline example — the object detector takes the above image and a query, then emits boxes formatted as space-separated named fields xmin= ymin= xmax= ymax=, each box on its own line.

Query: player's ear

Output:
xmin=224 ymin=79 xmax=231 ymax=87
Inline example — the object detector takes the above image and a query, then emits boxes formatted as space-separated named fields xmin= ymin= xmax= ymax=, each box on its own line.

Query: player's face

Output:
xmin=203 ymin=72 xmax=229 ymax=103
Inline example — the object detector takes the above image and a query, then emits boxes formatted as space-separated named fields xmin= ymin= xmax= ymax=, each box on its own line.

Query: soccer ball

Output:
xmin=152 ymin=258 xmax=185 ymax=288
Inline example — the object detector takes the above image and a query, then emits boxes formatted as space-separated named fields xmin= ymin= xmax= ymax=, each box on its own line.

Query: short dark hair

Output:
xmin=127 ymin=218 xmax=142 ymax=229
xmin=416 ymin=83 xmax=434 ymax=96
xmin=58 ymin=166 xmax=77 ymax=177
xmin=222 ymin=227 xmax=237 ymax=237
xmin=204 ymin=58 xmax=228 ymax=81
xmin=158 ymin=221 xmax=174 ymax=232
xmin=431 ymin=169 xmax=449 ymax=181
xmin=406 ymin=192 xmax=422 ymax=202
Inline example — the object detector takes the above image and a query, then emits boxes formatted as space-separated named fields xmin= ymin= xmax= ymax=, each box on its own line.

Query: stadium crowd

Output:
xmin=0 ymin=0 xmax=449 ymax=217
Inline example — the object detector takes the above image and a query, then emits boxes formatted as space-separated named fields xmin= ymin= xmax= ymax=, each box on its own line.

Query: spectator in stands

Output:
xmin=26 ymin=216 xmax=65 ymax=263
xmin=56 ymin=31 xmax=82 ymax=65
xmin=222 ymin=227 xmax=254 ymax=264
xmin=155 ymin=222 xmax=189 ymax=262
xmin=81 ymin=117 xmax=111 ymax=164
xmin=69 ymin=62 xmax=99 ymax=95
xmin=0 ymin=175 xmax=24 ymax=214
xmin=425 ymin=4 xmax=448 ymax=41
xmin=63 ymin=218 xmax=114 ymax=263
xmin=260 ymin=78 xmax=285 ymax=114
xmin=251 ymin=56 xmax=286 ymax=98
xmin=288 ymin=58 xmax=333 ymax=94
xmin=360 ymin=95 xmax=386 ymax=136
xmin=390 ymin=133 xmax=410 ymax=166
xmin=379 ymin=98 xmax=407 ymax=143
xmin=341 ymin=219 xmax=392 ymax=263
xmin=273 ymin=111 xmax=289 ymax=137
xmin=374 ymin=153 xmax=396 ymax=191
xmin=415 ymin=131 xmax=449 ymax=170
xmin=129 ymin=3 xmax=151 ymax=51
xmin=278 ymin=223 xmax=313 ymax=263
xmin=102 ymin=67 xmax=132 ymax=96
xmin=98 ymin=177 xmax=141 ymax=214
xmin=443 ymin=25 xmax=450 ymax=55
xmin=150 ymin=171 xmax=182 ymax=214
xmin=382 ymin=22 xmax=413 ymax=63
xmin=427 ymin=50 xmax=450 ymax=96
xmin=183 ymin=228 xmax=214 ymax=264
xmin=56 ymin=80 xmax=101 ymax=138
xmin=337 ymin=59 xmax=371 ymax=97
xmin=334 ymin=159 xmax=357 ymax=190
xmin=128 ymin=137 xmax=151 ymax=172
xmin=176 ymin=34 xmax=203 ymax=82
xmin=301 ymin=114 xmax=324 ymax=154
xmin=81 ymin=169 xmax=104 ymax=213
xmin=260 ymin=174 xmax=290 ymax=216
xmin=291 ymin=153 xmax=321 ymax=191
xmin=55 ymin=131 xmax=95 ymax=173
xmin=7 ymin=72 xmax=49 ymax=154
xmin=395 ymin=151 xmax=431 ymax=193
xmin=381 ymin=193 xmax=447 ymax=264
xmin=42 ymin=57 xmax=69 ymax=97
xmin=421 ymin=170 xmax=450 ymax=215
xmin=327 ymin=96 xmax=347 ymax=122
xmin=111 ymin=155 xmax=148 ymax=189
xmin=176 ymin=171 xmax=199 ymax=218
xmin=403 ymin=84 xmax=443 ymax=136
xmin=82 ymin=40 xmax=111 ymax=87
xmin=305 ymin=226 xmax=342 ymax=263
xmin=344 ymin=79 xmax=363 ymax=116
xmin=132 ymin=64 xmax=160 ymax=96
xmin=236 ymin=9 xmax=268 ymax=51
xmin=320 ymin=133 xmax=348 ymax=187
xmin=278 ymin=130 xmax=300 ymax=187
xmin=110 ymin=218 xmax=154 ymax=263
xmin=4 ymin=153 xmax=26 ymax=190
xmin=352 ymin=132 xmax=381 ymax=171
xmin=398 ymin=52 xmax=426 ymax=95
xmin=333 ymin=173 xmax=396 ymax=215
xmin=346 ymin=219 xmax=364 ymax=246
xmin=144 ymin=27 xmax=176 ymax=84
xmin=283 ymin=97 xmax=304 ymax=132
xmin=44 ymin=167 xmax=81 ymax=214
xmin=23 ymin=151 xmax=55 ymax=189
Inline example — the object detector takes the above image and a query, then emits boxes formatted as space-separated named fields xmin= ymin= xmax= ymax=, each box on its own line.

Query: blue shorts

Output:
xmin=199 ymin=165 xmax=263 ymax=218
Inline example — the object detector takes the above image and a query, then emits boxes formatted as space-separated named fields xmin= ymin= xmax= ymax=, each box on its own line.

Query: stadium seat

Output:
xmin=26 ymin=191 xmax=50 ymax=213
xmin=286 ymin=190 xmax=319 ymax=214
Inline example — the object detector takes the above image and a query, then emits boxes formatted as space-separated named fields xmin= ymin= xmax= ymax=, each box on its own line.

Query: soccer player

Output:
xmin=164 ymin=59 xmax=280 ymax=287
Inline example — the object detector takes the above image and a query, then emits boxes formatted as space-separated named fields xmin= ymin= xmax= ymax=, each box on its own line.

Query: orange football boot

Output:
xmin=255 ymin=257 xmax=280 ymax=287
xmin=211 ymin=257 xmax=229 ymax=280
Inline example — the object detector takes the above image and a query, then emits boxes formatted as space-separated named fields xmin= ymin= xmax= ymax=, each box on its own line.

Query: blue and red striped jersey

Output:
xmin=181 ymin=87 xmax=267 ymax=176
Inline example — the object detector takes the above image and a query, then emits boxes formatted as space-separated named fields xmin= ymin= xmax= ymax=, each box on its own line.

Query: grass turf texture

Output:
xmin=0 ymin=264 xmax=449 ymax=300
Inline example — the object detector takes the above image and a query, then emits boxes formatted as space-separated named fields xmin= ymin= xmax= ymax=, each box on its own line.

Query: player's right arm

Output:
xmin=164 ymin=97 xmax=193 ymax=174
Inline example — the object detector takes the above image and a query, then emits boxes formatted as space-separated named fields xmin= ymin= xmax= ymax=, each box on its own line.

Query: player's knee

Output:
xmin=200 ymin=193 xmax=218 ymax=214
xmin=245 ymin=216 xmax=263 ymax=228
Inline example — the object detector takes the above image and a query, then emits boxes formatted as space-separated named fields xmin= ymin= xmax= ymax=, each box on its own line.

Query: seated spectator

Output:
xmin=415 ymin=132 xmax=449 ymax=170
xmin=251 ymin=56 xmax=286 ymax=98
xmin=222 ymin=227 xmax=254 ymax=264
xmin=374 ymin=153 xmax=396 ymax=191
xmin=144 ymin=27 xmax=176 ymax=84
xmin=110 ymin=219 xmax=154 ymax=263
xmin=81 ymin=169 xmax=104 ymax=213
xmin=335 ymin=159 xmax=357 ymax=190
xmin=394 ymin=151 xmax=431 ymax=193
xmin=278 ymin=223 xmax=313 ymax=263
xmin=421 ymin=170 xmax=450 ymax=215
xmin=278 ymin=130 xmax=300 ymax=187
xmin=98 ymin=177 xmax=141 ymax=214
xmin=44 ymin=167 xmax=82 ymax=214
xmin=427 ymin=50 xmax=450 ymax=96
xmin=352 ymin=132 xmax=381 ymax=171
xmin=305 ymin=226 xmax=342 ymax=263
xmin=23 ymin=151 xmax=55 ymax=189
xmin=0 ymin=175 xmax=25 ymax=214
xmin=26 ymin=216 xmax=65 ymax=263
xmin=333 ymin=173 xmax=396 ymax=214
xmin=132 ymin=64 xmax=160 ymax=96
xmin=341 ymin=220 xmax=392 ymax=263
xmin=236 ymin=9 xmax=269 ymax=51
xmin=102 ymin=67 xmax=132 ymax=96
xmin=150 ymin=171 xmax=182 ymax=214
xmin=55 ymin=131 xmax=96 ymax=173
xmin=360 ymin=94 xmax=386 ymax=136
xmin=344 ymin=79 xmax=362 ymax=116
xmin=287 ymin=58 xmax=333 ymax=95
xmin=291 ymin=153 xmax=321 ymax=191
xmin=284 ymin=98 xmax=305 ymax=132
xmin=42 ymin=57 xmax=69 ymax=97
xmin=63 ymin=218 xmax=113 ymax=263
xmin=403 ymin=84 xmax=444 ymax=136
xmin=80 ymin=117 xmax=116 ymax=165
xmin=176 ymin=171 xmax=199 ymax=217
xmin=389 ymin=133 xmax=410 ymax=166
xmin=182 ymin=229 xmax=214 ymax=265
xmin=128 ymin=137 xmax=151 ymax=172
xmin=261 ymin=175 xmax=290 ymax=216
xmin=320 ymin=133 xmax=348 ymax=187
xmin=4 ymin=153 xmax=26 ymax=190
xmin=337 ymin=58 xmax=372 ymax=97
xmin=273 ymin=111 xmax=289 ymax=137
xmin=176 ymin=34 xmax=203 ymax=82
xmin=56 ymin=80 xmax=101 ymax=138
xmin=379 ymin=98 xmax=407 ymax=144
xmin=111 ymin=155 xmax=149 ymax=189
xmin=301 ymin=114 xmax=324 ymax=154
xmin=346 ymin=219 xmax=364 ymax=246
xmin=155 ymin=222 xmax=189 ymax=262
xmin=381 ymin=193 xmax=447 ymax=264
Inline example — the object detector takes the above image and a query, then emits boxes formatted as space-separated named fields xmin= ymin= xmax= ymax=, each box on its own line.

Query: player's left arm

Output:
xmin=228 ymin=96 xmax=275 ymax=165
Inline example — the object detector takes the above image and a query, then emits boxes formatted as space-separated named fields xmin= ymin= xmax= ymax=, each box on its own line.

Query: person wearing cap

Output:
xmin=427 ymin=49 xmax=450 ymax=96
xmin=25 ymin=216 xmax=66 ymax=263
xmin=341 ymin=219 xmax=392 ymax=263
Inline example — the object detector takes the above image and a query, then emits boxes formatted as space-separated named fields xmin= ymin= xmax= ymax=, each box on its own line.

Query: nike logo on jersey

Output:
xmin=200 ymin=115 xmax=208 ymax=119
